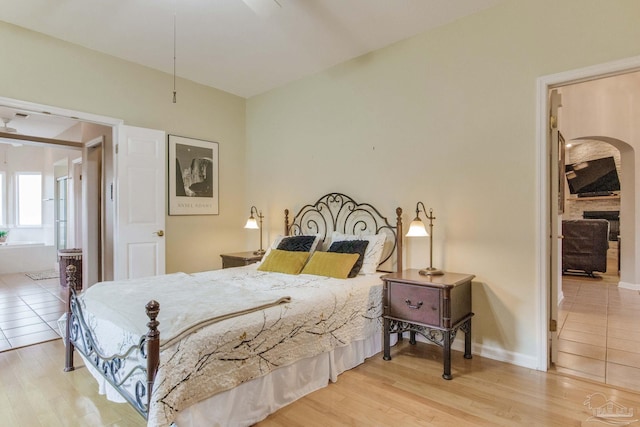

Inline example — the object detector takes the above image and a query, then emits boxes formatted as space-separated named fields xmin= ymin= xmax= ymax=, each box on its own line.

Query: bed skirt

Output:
xmin=81 ymin=332 xmax=382 ymax=427
xmin=176 ymin=333 xmax=382 ymax=426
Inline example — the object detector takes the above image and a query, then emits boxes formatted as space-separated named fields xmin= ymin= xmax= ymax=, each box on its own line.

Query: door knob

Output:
xmin=154 ymin=230 xmax=164 ymax=237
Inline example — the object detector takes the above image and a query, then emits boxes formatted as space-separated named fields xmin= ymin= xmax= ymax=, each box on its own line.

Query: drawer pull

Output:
xmin=404 ymin=299 xmax=423 ymax=310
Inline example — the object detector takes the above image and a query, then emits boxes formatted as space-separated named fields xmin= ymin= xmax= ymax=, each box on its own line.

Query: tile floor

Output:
xmin=0 ymin=272 xmax=66 ymax=352
xmin=556 ymin=242 xmax=640 ymax=392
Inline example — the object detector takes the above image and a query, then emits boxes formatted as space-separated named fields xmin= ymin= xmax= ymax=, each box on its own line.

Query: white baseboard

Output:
xmin=469 ymin=342 xmax=539 ymax=370
xmin=412 ymin=334 xmax=540 ymax=371
xmin=618 ymin=281 xmax=640 ymax=291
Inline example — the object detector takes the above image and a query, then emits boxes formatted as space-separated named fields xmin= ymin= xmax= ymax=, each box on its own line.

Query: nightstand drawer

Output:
xmin=388 ymin=282 xmax=440 ymax=326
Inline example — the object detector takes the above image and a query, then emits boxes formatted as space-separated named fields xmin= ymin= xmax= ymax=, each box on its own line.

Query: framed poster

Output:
xmin=168 ymin=135 xmax=219 ymax=215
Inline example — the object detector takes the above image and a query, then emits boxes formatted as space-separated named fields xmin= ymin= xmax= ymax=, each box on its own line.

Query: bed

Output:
xmin=63 ymin=192 xmax=403 ymax=426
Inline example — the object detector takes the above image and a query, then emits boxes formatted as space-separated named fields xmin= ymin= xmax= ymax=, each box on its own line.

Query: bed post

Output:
xmin=64 ymin=264 xmax=77 ymax=372
xmin=284 ymin=208 xmax=290 ymax=236
xmin=145 ymin=300 xmax=160 ymax=412
xmin=396 ymin=207 xmax=403 ymax=273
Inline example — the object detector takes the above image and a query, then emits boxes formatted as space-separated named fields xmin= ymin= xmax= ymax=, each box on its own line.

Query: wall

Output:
xmin=0 ymin=20 xmax=247 ymax=274
xmin=246 ymin=0 xmax=640 ymax=367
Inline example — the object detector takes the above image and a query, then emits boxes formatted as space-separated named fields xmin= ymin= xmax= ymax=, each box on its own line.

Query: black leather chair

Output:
xmin=562 ymin=219 xmax=609 ymax=276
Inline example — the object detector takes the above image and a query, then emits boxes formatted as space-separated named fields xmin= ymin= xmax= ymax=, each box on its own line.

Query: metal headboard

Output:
xmin=284 ymin=192 xmax=403 ymax=273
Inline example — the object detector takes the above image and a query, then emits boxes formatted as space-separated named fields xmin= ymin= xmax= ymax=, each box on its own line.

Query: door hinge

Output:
xmin=549 ymin=319 xmax=557 ymax=332
xmin=115 ymin=144 xmax=118 ymax=154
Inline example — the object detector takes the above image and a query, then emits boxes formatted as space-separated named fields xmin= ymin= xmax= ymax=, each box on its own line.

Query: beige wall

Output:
xmin=0 ymin=20 xmax=247 ymax=274
xmin=246 ymin=0 xmax=640 ymax=366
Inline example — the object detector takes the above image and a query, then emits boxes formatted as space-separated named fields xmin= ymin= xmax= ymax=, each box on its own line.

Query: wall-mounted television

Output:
xmin=565 ymin=156 xmax=620 ymax=196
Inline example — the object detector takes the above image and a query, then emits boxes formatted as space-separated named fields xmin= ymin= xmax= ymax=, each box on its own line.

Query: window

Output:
xmin=17 ymin=173 xmax=42 ymax=226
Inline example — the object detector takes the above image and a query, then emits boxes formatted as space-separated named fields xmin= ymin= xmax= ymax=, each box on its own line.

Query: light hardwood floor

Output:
xmin=2 ymin=268 xmax=639 ymax=425
xmin=2 ymin=338 xmax=639 ymax=426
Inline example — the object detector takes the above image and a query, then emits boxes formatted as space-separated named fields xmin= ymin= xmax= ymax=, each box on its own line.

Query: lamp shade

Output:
xmin=244 ymin=217 xmax=259 ymax=229
xmin=406 ymin=218 xmax=429 ymax=237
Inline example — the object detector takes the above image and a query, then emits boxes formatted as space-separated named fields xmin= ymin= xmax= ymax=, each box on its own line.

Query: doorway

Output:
xmin=555 ymin=137 xmax=640 ymax=390
xmin=0 ymin=96 xmax=121 ymax=285
xmin=537 ymin=58 xmax=640 ymax=390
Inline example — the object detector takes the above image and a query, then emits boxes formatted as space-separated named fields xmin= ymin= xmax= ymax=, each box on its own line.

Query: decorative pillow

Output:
xmin=330 ymin=231 xmax=386 ymax=275
xmin=301 ymin=252 xmax=360 ymax=279
xmin=262 ymin=234 xmax=323 ymax=260
xmin=277 ymin=235 xmax=317 ymax=252
xmin=328 ymin=240 xmax=369 ymax=278
xmin=257 ymin=249 xmax=310 ymax=275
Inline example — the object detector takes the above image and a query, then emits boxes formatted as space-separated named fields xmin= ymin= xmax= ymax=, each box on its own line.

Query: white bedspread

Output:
xmin=78 ymin=265 xmax=383 ymax=427
xmin=82 ymin=272 xmax=291 ymax=348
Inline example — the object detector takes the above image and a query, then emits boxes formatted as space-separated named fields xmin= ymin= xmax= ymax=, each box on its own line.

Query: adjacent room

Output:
xmin=554 ymin=71 xmax=640 ymax=390
xmin=1 ymin=1 xmax=640 ymax=426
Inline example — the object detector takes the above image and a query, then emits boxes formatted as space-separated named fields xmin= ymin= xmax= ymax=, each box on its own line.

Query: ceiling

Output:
xmin=0 ymin=0 xmax=503 ymax=141
xmin=0 ymin=106 xmax=79 ymax=138
xmin=0 ymin=0 xmax=503 ymax=99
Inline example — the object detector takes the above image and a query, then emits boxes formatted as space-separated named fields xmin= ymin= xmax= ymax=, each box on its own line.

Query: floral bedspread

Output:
xmin=79 ymin=265 xmax=383 ymax=427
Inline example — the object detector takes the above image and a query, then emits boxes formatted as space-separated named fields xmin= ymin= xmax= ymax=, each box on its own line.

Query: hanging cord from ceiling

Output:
xmin=173 ymin=11 xmax=177 ymax=103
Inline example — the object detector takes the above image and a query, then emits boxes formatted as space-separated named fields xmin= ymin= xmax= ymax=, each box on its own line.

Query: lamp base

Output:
xmin=253 ymin=249 xmax=266 ymax=256
xmin=419 ymin=267 xmax=444 ymax=276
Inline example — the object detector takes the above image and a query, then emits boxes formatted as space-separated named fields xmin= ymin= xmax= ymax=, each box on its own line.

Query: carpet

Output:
xmin=25 ymin=270 xmax=59 ymax=280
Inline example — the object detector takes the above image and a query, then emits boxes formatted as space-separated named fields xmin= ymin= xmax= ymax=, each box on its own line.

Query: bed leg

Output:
xmin=64 ymin=265 xmax=77 ymax=372
xmin=145 ymin=300 xmax=160 ymax=412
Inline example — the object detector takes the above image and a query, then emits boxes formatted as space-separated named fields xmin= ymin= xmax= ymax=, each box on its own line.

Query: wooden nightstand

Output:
xmin=382 ymin=269 xmax=475 ymax=380
xmin=220 ymin=251 xmax=263 ymax=269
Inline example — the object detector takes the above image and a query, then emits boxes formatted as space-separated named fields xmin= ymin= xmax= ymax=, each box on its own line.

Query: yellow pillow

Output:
xmin=257 ymin=249 xmax=310 ymax=275
xmin=301 ymin=252 xmax=360 ymax=279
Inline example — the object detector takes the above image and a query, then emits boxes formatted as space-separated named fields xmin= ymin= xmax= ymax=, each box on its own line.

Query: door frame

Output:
xmin=535 ymin=55 xmax=640 ymax=371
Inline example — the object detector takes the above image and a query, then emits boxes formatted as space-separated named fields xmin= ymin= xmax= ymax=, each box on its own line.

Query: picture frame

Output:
xmin=168 ymin=134 xmax=219 ymax=215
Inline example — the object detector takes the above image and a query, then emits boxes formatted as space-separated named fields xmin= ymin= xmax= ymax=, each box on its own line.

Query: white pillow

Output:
xmin=330 ymin=231 xmax=386 ymax=275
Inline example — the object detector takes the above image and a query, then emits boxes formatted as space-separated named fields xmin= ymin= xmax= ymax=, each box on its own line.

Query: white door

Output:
xmin=115 ymin=125 xmax=166 ymax=280
xmin=549 ymin=89 xmax=562 ymax=365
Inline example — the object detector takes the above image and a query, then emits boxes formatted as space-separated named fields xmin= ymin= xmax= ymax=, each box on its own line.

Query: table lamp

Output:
xmin=244 ymin=206 xmax=265 ymax=255
xmin=406 ymin=201 xmax=443 ymax=276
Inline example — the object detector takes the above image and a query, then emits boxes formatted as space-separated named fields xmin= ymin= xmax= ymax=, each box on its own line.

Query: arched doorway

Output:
xmin=555 ymin=137 xmax=639 ymax=388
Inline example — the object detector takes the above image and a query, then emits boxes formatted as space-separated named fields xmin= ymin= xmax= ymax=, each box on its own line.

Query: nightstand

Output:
xmin=382 ymin=270 xmax=475 ymax=380
xmin=220 ymin=251 xmax=263 ymax=269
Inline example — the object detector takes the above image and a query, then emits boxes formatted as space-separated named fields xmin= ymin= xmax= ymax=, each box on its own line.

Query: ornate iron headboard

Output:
xmin=284 ymin=192 xmax=403 ymax=272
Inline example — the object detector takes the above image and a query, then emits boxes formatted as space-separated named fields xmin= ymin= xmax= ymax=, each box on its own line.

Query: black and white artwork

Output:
xmin=168 ymin=135 xmax=219 ymax=215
